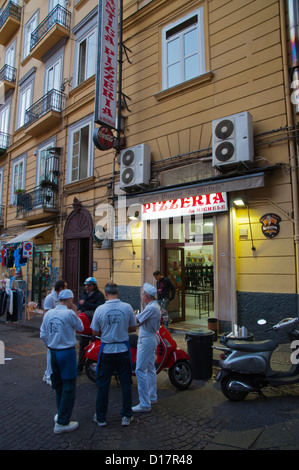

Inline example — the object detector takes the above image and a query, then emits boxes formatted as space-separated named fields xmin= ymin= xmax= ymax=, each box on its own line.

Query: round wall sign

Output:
xmin=93 ymin=126 xmax=115 ymax=151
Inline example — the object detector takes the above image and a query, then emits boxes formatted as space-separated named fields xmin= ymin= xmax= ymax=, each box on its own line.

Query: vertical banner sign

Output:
xmin=95 ymin=0 xmax=119 ymax=129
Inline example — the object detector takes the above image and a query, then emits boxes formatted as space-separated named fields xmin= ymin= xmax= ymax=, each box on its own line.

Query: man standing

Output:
xmin=44 ymin=280 xmax=66 ymax=312
xmin=91 ymin=282 xmax=137 ymax=426
xmin=132 ymin=283 xmax=161 ymax=413
xmin=77 ymin=277 xmax=105 ymax=371
xmin=40 ymin=289 xmax=84 ymax=434
xmin=42 ymin=280 xmax=67 ymax=386
xmin=153 ymin=271 xmax=176 ymax=328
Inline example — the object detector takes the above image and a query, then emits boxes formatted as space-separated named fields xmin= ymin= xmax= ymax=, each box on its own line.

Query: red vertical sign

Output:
xmin=95 ymin=0 xmax=119 ymax=129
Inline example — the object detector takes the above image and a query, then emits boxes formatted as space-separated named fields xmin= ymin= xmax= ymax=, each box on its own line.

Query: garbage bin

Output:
xmin=185 ymin=328 xmax=214 ymax=380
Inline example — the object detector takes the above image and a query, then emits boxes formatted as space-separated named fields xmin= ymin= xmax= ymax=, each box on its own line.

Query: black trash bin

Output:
xmin=185 ymin=328 xmax=214 ymax=380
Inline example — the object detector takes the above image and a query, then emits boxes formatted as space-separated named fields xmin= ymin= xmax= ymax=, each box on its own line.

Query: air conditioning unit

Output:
xmin=119 ymin=144 xmax=151 ymax=191
xmin=212 ymin=111 xmax=254 ymax=169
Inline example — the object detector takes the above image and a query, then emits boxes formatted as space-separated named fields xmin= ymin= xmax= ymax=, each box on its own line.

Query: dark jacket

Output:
xmin=156 ymin=276 xmax=176 ymax=301
xmin=77 ymin=287 xmax=105 ymax=312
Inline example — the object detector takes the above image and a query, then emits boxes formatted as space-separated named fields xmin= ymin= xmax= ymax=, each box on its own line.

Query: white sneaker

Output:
xmin=121 ymin=416 xmax=134 ymax=426
xmin=93 ymin=413 xmax=107 ymax=427
xmin=53 ymin=421 xmax=79 ymax=434
xmin=132 ymin=404 xmax=151 ymax=412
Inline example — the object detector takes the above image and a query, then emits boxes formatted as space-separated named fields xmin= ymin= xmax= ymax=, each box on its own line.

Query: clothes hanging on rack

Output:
xmin=5 ymin=289 xmax=24 ymax=322
xmin=0 ymin=289 xmax=8 ymax=316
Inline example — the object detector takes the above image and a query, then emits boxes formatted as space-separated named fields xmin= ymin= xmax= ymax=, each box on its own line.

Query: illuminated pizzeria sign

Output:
xmin=95 ymin=0 xmax=118 ymax=129
xmin=142 ymin=192 xmax=228 ymax=220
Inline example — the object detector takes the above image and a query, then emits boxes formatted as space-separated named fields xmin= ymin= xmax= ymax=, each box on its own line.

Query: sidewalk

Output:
xmin=1 ymin=313 xmax=293 ymax=368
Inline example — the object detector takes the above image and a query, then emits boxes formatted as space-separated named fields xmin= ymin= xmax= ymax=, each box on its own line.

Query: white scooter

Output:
xmin=216 ymin=317 xmax=299 ymax=401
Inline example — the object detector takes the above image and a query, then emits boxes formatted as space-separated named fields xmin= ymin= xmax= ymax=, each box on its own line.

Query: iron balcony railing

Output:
xmin=16 ymin=186 xmax=59 ymax=217
xmin=30 ymin=4 xmax=71 ymax=51
xmin=0 ymin=132 xmax=11 ymax=151
xmin=0 ymin=64 xmax=17 ymax=83
xmin=24 ymin=89 xmax=66 ymax=128
xmin=0 ymin=1 xmax=21 ymax=29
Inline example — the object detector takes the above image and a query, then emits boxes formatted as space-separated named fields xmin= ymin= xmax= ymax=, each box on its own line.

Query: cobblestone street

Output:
xmin=2 ymin=321 xmax=299 ymax=454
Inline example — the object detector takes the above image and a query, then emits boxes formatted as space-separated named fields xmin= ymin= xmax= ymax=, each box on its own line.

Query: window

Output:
xmin=17 ymin=68 xmax=36 ymax=129
xmin=78 ymin=31 xmax=96 ymax=85
xmin=0 ymin=167 xmax=4 ymax=218
xmin=162 ymin=8 xmax=205 ymax=90
xmin=18 ymin=83 xmax=32 ymax=128
xmin=11 ymin=154 xmax=26 ymax=205
xmin=0 ymin=103 xmax=10 ymax=148
xmin=23 ymin=11 xmax=38 ymax=59
xmin=67 ymin=116 xmax=94 ymax=184
xmin=36 ymin=139 xmax=56 ymax=186
xmin=73 ymin=9 xmax=98 ymax=88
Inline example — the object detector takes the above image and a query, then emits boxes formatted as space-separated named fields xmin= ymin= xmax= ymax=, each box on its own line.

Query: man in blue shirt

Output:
xmin=40 ymin=289 xmax=84 ymax=434
xmin=91 ymin=282 xmax=137 ymax=426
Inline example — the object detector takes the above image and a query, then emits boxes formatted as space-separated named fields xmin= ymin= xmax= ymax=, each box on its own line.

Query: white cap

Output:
xmin=59 ymin=289 xmax=74 ymax=300
xmin=143 ymin=283 xmax=157 ymax=297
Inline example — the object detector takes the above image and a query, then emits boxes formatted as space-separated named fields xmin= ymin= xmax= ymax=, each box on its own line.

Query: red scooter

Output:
xmin=78 ymin=313 xmax=193 ymax=390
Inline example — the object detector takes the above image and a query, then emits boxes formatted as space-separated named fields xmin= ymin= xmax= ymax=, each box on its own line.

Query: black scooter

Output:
xmin=216 ymin=317 xmax=299 ymax=401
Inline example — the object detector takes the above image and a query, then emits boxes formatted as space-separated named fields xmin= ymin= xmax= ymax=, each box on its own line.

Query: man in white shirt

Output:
xmin=91 ymin=282 xmax=137 ymax=426
xmin=132 ymin=283 xmax=161 ymax=413
xmin=42 ymin=280 xmax=67 ymax=385
xmin=40 ymin=289 xmax=84 ymax=434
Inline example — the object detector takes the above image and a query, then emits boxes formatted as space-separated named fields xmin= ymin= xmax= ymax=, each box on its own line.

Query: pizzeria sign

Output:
xmin=142 ymin=192 xmax=228 ymax=220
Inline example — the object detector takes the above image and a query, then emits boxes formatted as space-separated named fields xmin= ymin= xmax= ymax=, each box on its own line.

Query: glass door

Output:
xmin=165 ymin=247 xmax=185 ymax=322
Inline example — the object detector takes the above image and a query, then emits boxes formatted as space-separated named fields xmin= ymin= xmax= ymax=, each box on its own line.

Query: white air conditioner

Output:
xmin=212 ymin=111 xmax=254 ymax=169
xmin=119 ymin=144 xmax=151 ymax=191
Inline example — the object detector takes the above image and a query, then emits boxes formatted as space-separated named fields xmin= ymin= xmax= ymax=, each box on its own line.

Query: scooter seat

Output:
xmin=227 ymin=339 xmax=277 ymax=352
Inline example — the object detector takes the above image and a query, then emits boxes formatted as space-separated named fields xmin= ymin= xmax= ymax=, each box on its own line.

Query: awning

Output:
xmin=6 ymin=225 xmax=52 ymax=244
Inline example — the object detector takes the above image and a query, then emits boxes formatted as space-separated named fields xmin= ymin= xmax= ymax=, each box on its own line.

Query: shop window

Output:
xmin=161 ymin=8 xmax=205 ymax=90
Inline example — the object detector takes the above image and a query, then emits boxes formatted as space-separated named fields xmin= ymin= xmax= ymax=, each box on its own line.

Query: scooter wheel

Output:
xmin=221 ymin=375 xmax=248 ymax=402
xmin=85 ymin=359 xmax=97 ymax=383
xmin=168 ymin=360 xmax=193 ymax=390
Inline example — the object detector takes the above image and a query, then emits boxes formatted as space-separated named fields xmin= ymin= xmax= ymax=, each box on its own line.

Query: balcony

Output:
xmin=0 ymin=64 xmax=17 ymax=92
xmin=0 ymin=132 xmax=11 ymax=156
xmin=0 ymin=1 xmax=22 ymax=46
xmin=24 ymin=89 xmax=67 ymax=136
xmin=16 ymin=185 xmax=59 ymax=222
xmin=29 ymin=5 xmax=71 ymax=61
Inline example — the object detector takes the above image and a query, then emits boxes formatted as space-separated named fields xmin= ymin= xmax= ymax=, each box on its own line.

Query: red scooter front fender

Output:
xmin=84 ymin=339 xmax=101 ymax=361
xmin=164 ymin=348 xmax=191 ymax=369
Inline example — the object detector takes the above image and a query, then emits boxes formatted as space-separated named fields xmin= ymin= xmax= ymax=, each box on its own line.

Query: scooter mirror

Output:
xmin=257 ymin=319 xmax=267 ymax=325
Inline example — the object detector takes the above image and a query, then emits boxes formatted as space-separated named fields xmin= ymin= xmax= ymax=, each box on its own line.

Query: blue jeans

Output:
xmin=50 ymin=350 xmax=77 ymax=425
xmin=96 ymin=351 xmax=132 ymax=422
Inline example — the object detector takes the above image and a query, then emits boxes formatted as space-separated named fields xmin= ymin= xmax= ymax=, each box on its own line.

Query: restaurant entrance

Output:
xmin=162 ymin=217 xmax=214 ymax=327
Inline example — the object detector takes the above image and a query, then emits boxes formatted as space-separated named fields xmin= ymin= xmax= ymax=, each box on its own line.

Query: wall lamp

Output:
xmin=233 ymin=198 xmax=246 ymax=207
xmin=128 ymin=211 xmax=140 ymax=221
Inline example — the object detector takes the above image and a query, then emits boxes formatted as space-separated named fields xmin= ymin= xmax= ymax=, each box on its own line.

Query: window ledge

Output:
xmin=64 ymin=176 xmax=95 ymax=193
xmin=154 ymin=71 xmax=214 ymax=102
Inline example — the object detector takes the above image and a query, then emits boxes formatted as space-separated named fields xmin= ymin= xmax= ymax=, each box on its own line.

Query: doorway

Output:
xmin=32 ymin=244 xmax=52 ymax=306
xmin=63 ymin=201 xmax=93 ymax=302
xmin=162 ymin=217 xmax=214 ymax=327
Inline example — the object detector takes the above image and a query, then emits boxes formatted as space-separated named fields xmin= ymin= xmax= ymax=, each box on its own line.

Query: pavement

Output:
xmin=1 ymin=313 xmax=299 ymax=453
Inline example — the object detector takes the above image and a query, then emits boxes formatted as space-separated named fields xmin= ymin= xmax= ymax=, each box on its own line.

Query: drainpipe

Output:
xmin=280 ymin=0 xmax=299 ymax=301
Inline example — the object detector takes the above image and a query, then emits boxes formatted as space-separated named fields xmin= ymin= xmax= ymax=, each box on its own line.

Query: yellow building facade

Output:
xmin=0 ymin=0 xmax=298 ymax=333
